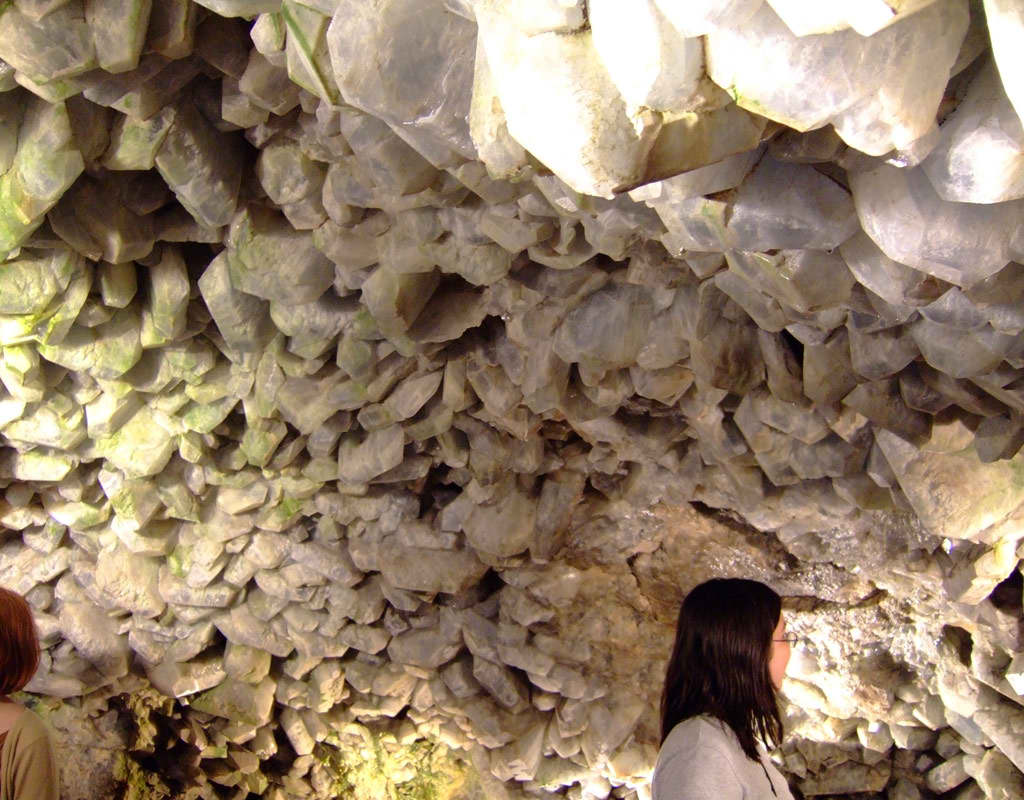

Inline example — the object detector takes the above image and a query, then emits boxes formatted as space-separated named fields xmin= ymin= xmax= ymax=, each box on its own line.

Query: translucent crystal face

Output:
xmin=923 ymin=59 xmax=1024 ymax=205
xmin=3 ymin=0 xmax=1024 ymax=798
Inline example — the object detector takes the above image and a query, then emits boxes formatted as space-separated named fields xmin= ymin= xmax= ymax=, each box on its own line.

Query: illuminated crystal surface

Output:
xmin=0 ymin=2 xmax=1021 ymax=799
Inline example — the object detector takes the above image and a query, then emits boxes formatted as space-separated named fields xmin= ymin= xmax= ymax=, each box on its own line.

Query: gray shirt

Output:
xmin=652 ymin=716 xmax=795 ymax=800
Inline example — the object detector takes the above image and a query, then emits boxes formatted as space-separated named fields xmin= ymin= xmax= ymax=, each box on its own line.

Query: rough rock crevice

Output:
xmin=0 ymin=0 xmax=1023 ymax=798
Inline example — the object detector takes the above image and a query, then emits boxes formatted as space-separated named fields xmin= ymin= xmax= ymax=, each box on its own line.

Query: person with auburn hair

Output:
xmin=653 ymin=578 xmax=795 ymax=800
xmin=0 ymin=586 xmax=58 ymax=800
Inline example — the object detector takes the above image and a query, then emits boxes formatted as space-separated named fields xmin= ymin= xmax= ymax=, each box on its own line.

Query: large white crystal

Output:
xmin=474 ymin=6 xmax=656 ymax=197
xmin=468 ymin=39 xmax=529 ymax=181
xmin=654 ymin=155 xmax=858 ymax=251
xmin=0 ymin=97 xmax=84 ymax=256
xmin=726 ymin=157 xmax=857 ymax=250
xmin=765 ymin=0 xmax=939 ymax=36
xmin=706 ymin=0 xmax=969 ymax=155
xmin=327 ymin=0 xmax=477 ymax=164
xmin=86 ymin=0 xmax=152 ymax=74
xmin=839 ymin=231 xmax=941 ymax=308
xmin=197 ymin=253 xmax=274 ymax=356
xmin=632 ymin=145 xmax=762 ymax=203
xmin=8 ymin=2 xmax=1024 ymax=796
xmin=282 ymin=0 xmax=337 ymax=105
xmin=553 ymin=284 xmax=657 ymax=372
xmin=0 ymin=3 xmax=95 ymax=83
xmin=94 ymin=546 xmax=164 ymax=618
xmin=155 ymin=100 xmax=242 ymax=229
xmin=588 ymin=0 xmax=703 ymax=112
xmin=985 ymin=0 xmax=1024 ymax=128
xmin=226 ymin=207 xmax=334 ymax=306
xmin=481 ymin=0 xmax=586 ymax=34
xmin=653 ymin=0 xmax=762 ymax=36
xmin=922 ymin=59 xmax=1024 ymax=204
xmin=850 ymin=163 xmax=1024 ymax=287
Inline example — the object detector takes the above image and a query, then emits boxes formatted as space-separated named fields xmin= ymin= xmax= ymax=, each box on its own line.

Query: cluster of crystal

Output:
xmin=1 ymin=1 xmax=1024 ymax=799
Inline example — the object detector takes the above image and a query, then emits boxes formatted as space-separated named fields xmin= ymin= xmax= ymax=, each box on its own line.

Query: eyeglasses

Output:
xmin=773 ymin=635 xmax=801 ymax=646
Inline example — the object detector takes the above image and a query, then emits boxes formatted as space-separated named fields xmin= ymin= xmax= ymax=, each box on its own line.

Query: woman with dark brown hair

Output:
xmin=653 ymin=578 xmax=795 ymax=800
xmin=0 ymin=587 xmax=58 ymax=800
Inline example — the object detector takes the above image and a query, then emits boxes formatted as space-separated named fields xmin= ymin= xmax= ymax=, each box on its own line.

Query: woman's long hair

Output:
xmin=0 ymin=586 xmax=40 ymax=695
xmin=659 ymin=578 xmax=783 ymax=761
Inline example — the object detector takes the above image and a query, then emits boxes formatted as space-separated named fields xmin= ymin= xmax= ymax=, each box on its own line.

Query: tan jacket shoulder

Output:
xmin=0 ymin=708 xmax=59 ymax=800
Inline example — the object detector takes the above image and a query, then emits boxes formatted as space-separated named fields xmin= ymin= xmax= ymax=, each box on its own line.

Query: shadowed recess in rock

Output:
xmin=0 ymin=1 xmax=1023 ymax=799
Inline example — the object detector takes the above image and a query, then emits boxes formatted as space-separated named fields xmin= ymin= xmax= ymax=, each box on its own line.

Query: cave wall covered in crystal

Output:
xmin=1 ymin=0 xmax=1024 ymax=798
